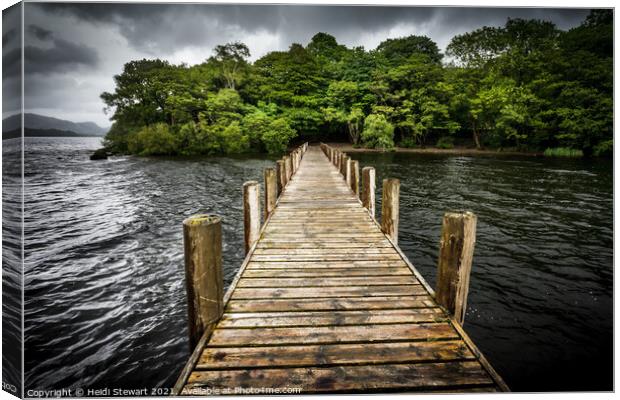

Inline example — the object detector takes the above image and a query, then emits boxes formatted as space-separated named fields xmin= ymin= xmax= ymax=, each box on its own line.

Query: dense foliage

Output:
xmin=102 ymin=10 xmax=612 ymax=156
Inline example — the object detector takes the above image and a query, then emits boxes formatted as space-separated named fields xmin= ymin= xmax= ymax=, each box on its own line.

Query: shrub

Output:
xmin=361 ymin=114 xmax=394 ymax=150
xmin=436 ymin=136 xmax=454 ymax=149
xmin=543 ymin=147 xmax=584 ymax=158
xmin=261 ymin=118 xmax=297 ymax=154
xmin=128 ymin=123 xmax=178 ymax=156
xmin=593 ymin=140 xmax=612 ymax=157
xmin=242 ymin=111 xmax=297 ymax=154
xmin=399 ymin=136 xmax=417 ymax=148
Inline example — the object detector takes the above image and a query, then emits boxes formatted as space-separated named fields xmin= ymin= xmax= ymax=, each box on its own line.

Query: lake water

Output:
xmin=7 ymin=137 xmax=613 ymax=392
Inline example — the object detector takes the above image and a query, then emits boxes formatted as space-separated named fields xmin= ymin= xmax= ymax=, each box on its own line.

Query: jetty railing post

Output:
xmin=182 ymin=214 xmax=223 ymax=350
xmin=351 ymin=160 xmax=360 ymax=196
xmin=284 ymin=156 xmax=293 ymax=184
xmin=264 ymin=168 xmax=277 ymax=219
xmin=243 ymin=181 xmax=260 ymax=254
xmin=381 ymin=178 xmax=400 ymax=244
xmin=435 ymin=211 xmax=477 ymax=325
xmin=276 ymin=160 xmax=285 ymax=196
xmin=346 ymin=159 xmax=352 ymax=187
xmin=362 ymin=167 xmax=376 ymax=218
xmin=286 ymin=155 xmax=293 ymax=181
xmin=291 ymin=151 xmax=297 ymax=175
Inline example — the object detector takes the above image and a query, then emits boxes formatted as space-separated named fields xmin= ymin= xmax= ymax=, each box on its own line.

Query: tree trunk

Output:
xmin=471 ymin=120 xmax=481 ymax=149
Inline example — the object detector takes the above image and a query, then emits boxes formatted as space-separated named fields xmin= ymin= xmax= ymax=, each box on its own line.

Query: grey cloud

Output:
xmin=37 ymin=4 xmax=589 ymax=55
xmin=28 ymin=24 xmax=53 ymax=41
xmin=2 ymin=47 xmax=20 ymax=78
xmin=25 ymin=38 xmax=99 ymax=75
xmin=3 ymin=28 xmax=17 ymax=47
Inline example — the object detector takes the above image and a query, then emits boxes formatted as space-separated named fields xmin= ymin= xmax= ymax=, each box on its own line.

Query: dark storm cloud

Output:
xmin=28 ymin=24 xmax=53 ymax=41
xmin=3 ymin=28 xmax=17 ymax=47
xmin=39 ymin=3 xmax=589 ymax=54
xmin=2 ymin=48 xmax=20 ymax=78
xmin=25 ymin=38 xmax=99 ymax=74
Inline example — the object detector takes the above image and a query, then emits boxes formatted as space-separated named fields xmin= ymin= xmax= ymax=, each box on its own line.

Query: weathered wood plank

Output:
xmin=242 ymin=267 xmax=413 ymax=278
xmin=226 ymin=295 xmax=437 ymax=313
xmin=246 ymin=260 xmax=409 ymax=269
xmin=236 ymin=276 xmax=418 ymax=288
xmin=197 ymin=340 xmax=472 ymax=369
xmin=231 ymin=285 xmax=426 ymax=299
xmin=217 ymin=308 xmax=446 ymax=328
xmin=208 ymin=322 xmax=458 ymax=346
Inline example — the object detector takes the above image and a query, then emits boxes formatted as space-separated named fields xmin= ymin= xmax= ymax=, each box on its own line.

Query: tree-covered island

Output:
xmin=101 ymin=10 xmax=612 ymax=157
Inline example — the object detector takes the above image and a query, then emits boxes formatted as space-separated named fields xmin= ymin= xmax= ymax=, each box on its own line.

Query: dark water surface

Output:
xmin=20 ymin=138 xmax=612 ymax=392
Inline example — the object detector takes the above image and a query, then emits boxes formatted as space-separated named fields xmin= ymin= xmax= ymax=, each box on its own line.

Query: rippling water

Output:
xmin=16 ymin=138 xmax=612 ymax=392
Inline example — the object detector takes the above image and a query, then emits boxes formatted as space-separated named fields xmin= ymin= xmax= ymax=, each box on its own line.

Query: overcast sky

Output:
xmin=3 ymin=2 xmax=591 ymax=127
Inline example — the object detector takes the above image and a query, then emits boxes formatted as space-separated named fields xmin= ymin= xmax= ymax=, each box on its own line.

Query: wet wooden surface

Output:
xmin=178 ymin=146 xmax=507 ymax=394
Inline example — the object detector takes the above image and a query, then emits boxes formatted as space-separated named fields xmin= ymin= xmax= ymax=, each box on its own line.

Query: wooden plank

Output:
xmin=226 ymin=295 xmax=437 ymax=312
xmin=250 ymin=254 xmax=403 ymax=261
xmin=197 ymin=340 xmax=473 ymax=369
xmin=242 ymin=267 xmax=413 ymax=278
xmin=247 ymin=260 xmax=408 ymax=269
xmin=231 ymin=285 xmax=426 ymax=299
xmin=218 ymin=309 xmax=447 ymax=328
xmin=252 ymin=248 xmax=397 ymax=255
xmin=208 ymin=322 xmax=458 ymax=346
xmin=236 ymin=276 xmax=418 ymax=288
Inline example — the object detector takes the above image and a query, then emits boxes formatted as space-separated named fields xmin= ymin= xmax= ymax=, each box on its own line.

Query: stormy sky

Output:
xmin=3 ymin=2 xmax=591 ymax=127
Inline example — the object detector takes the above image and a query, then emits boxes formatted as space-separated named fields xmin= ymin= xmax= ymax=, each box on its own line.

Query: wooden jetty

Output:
xmin=174 ymin=143 xmax=508 ymax=395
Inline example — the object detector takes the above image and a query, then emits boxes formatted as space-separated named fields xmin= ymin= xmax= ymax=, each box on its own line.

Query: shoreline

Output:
xmin=325 ymin=143 xmax=544 ymax=157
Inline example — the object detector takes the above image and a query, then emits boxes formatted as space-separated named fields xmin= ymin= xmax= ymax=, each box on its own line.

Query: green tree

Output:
xmin=208 ymin=42 xmax=251 ymax=90
xmin=377 ymin=35 xmax=443 ymax=64
xmin=361 ymin=114 xmax=394 ymax=150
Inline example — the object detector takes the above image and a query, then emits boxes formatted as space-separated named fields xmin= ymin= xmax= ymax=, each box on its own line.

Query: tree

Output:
xmin=323 ymin=80 xmax=366 ymax=144
xmin=376 ymin=35 xmax=442 ymax=64
xmin=208 ymin=42 xmax=250 ymax=90
xmin=101 ymin=59 xmax=179 ymax=128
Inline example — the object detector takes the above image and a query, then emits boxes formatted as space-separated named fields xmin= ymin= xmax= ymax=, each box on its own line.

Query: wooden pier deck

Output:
xmin=175 ymin=145 xmax=507 ymax=394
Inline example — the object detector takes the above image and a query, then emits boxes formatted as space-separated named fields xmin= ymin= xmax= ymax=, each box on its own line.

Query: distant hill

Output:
xmin=2 ymin=113 xmax=109 ymax=138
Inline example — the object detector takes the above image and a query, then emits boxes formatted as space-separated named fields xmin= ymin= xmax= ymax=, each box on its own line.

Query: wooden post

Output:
xmin=291 ymin=151 xmax=297 ymax=174
xmin=342 ymin=155 xmax=350 ymax=177
xmin=435 ymin=212 xmax=477 ymax=325
xmin=381 ymin=178 xmax=400 ymax=244
xmin=362 ymin=167 xmax=375 ymax=218
xmin=284 ymin=155 xmax=292 ymax=182
xmin=183 ymin=214 xmax=223 ymax=350
xmin=276 ymin=160 xmax=285 ymax=195
xmin=346 ymin=158 xmax=352 ymax=187
xmin=350 ymin=160 xmax=360 ymax=196
xmin=264 ymin=168 xmax=277 ymax=219
xmin=243 ymin=181 xmax=260 ymax=254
